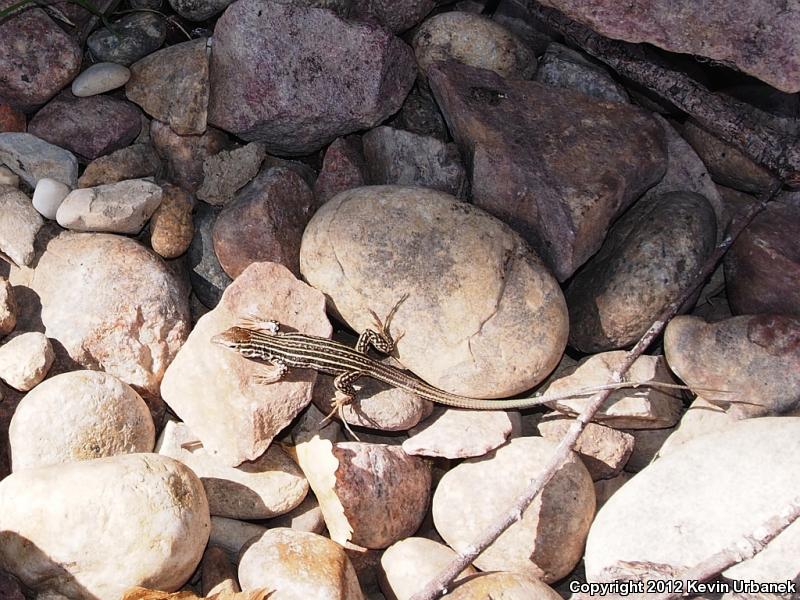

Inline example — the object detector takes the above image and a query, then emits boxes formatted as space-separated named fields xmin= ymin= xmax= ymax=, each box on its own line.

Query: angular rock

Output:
xmin=32 ymin=178 xmax=70 ymax=220
xmin=403 ymin=407 xmax=516 ymax=459
xmin=208 ymin=0 xmax=416 ymax=154
xmin=428 ymin=61 xmax=666 ymax=281
xmin=160 ymin=261 xmax=330 ymax=465
xmin=0 ymin=332 xmax=53 ymax=392
xmin=187 ymin=201 xmax=232 ymax=308
xmin=535 ymin=42 xmax=628 ymax=102
xmin=0 ymin=104 xmax=25 ymax=133
xmin=413 ymin=12 xmax=536 ymax=81
xmin=0 ymin=454 xmax=209 ymax=599
xmin=212 ymin=166 xmax=315 ymax=278
xmin=8 ymin=370 xmax=155 ymax=471
xmin=389 ymin=84 xmax=448 ymax=141
xmin=196 ymin=142 xmax=266 ymax=205
xmin=0 ymin=278 xmax=16 ymax=336
xmin=127 ymin=38 xmax=209 ymax=136
xmin=149 ymin=184 xmax=194 ymax=259
xmin=28 ymin=92 xmax=142 ymax=161
xmin=349 ymin=0 xmax=436 ymax=33
xmin=566 ymin=191 xmax=716 ymax=352
xmin=78 ymin=144 xmax=162 ymax=188
xmin=150 ymin=121 xmax=231 ymax=192
xmin=362 ymin=126 xmax=467 ymax=197
xmin=72 ymin=62 xmax=131 ymax=98
xmin=0 ymin=185 xmax=43 ymax=267
xmin=314 ymin=136 xmax=368 ymax=204
xmin=0 ymin=3 xmax=82 ymax=111
xmin=300 ymin=185 xmax=568 ymax=397
xmin=56 ymin=179 xmax=163 ymax=234
xmin=0 ymin=132 xmax=78 ymax=188
xmin=87 ymin=12 xmax=167 ymax=66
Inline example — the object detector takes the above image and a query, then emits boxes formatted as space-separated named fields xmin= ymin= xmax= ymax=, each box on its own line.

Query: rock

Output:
xmin=428 ymin=61 xmax=666 ymax=281
xmin=161 ymin=262 xmax=330 ymax=465
xmin=535 ymin=0 xmax=800 ymax=93
xmin=0 ymin=185 xmax=43 ymax=267
xmin=87 ymin=12 xmax=167 ymax=66
xmin=362 ymin=126 xmax=467 ymax=197
xmin=149 ymin=184 xmax=194 ymax=259
xmin=379 ymin=537 xmax=476 ymax=600
xmin=285 ymin=401 xmax=342 ymax=446
xmin=657 ymin=396 xmax=737 ymax=457
xmin=78 ymin=144 xmax=162 ymax=188
xmin=0 ymin=453 xmax=209 ymax=599
xmin=446 ymin=572 xmax=562 ymax=600
xmin=433 ymin=436 xmax=594 ymax=582
xmin=0 ymin=104 xmax=26 ymax=132
xmin=212 ymin=166 xmax=315 ymax=278
xmin=239 ymin=529 xmax=363 ymax=600
xmin=664 ymin=314 xmax=800 ymax=418
xmin=0 ymin=132 xmax=78 ymax=188
xmin=0 ymin=571 xmax=24 ymax=600
xmin=314 ymin=136 xmax=368 ymax=204
xmin=196 ymin=142 xmax=267 ymax=205
xmin=32 ymin=232 xmax=190 ymax=415
xmin=261 ymin=154 xmax=318 ymax=188
xmin=56 ymin=179 xmax=163 ymax=234
xmin=402 ymin=407 xmax=516 ymax=459
xmin=261 ymin=492 xmax=326 ymax=534
xmin=566 ymin=191 xmax=717 ymax=352
xmin=534 ymin=42 xmax=628 ymax=102
xmin=413 ymin=12 xmax=536 ymax=81
xmin=209 ymin=516 xmax=267 ymax=563
xmin=389 ymin=85 xmax=448 ymax=141
xmin=724 ymin=201 xmax=800 ymax=318
xmin=32 ymin=178 xmax=70 ymax=220
xmin=0 ymin=3 xmax=82 ymax=111
xmin=623 ymin=426 xmax=674 ymax=472
xmin=208 ymin=0 xmax=416 ymax=154
xmin=201 ymin=545 xmax=240 ymax=597
xmin=300 ymin=186 xmax=568 ymax=397
xmin=0 ymin=278 xmax=16 ymax=336
xmin=295 ymin=437 xmax=431 ymax=549
xmin=0 ymin=166 xmax=19 ymax=187
xmin=349 ymin=0 xmax=436 ymax=33
xmin=585 ymin=418 xmax=800 ymax=584
xmin=126 ymin=38 xmax=209 ymax=136
xmin=593 ymin=471 xmax=632 ymax=509
xmin=0 ymin=332 xmax=53 ymax=391
xmin=8 ymin=370 xmax=155 ymax=471
xmin=150 ymin=121 xmax=231 ymax=193
xmin=28 ymin=92 xmax=142 ymax=161
xmin=71 ymin=62 xmax=132 ymax=97
xmin=168 ymin=0 xmax=234 ymax=20
xmin=187 ymin=201 xmax=232 ymax=307
xmin=542 ymin=352 xmax=683 ymax=429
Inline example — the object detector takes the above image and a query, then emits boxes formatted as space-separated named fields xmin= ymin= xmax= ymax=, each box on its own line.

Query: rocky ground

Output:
xmin=0 ymin=0 xmax=799 ymax=599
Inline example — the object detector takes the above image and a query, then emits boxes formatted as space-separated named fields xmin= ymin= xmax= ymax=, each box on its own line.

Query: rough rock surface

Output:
xmin=208 ymin=0 xmax=416 ymax=154
xmin=0 ymin=104 xmax=26 ymax=133
xmin=168 ymin=0 xmax=234 ymax=20
xmin=0 ymin=278 xmax=16 ymax=336
xmin=314 ymin=136 xmax=368 ymax=204
xmin=195 ymin=142 xmax=266 ymax=205
xmin=349 ymin=0 xmax=436 ymax=33
xmin=0 ymin=185 xmax=43 ymax=267
xmin=78 ymin=144 xmax=162 ymax=188
xmin=0 ymin=331 xmax=53 ymax=391
xmin=403 ymin=407 xmax=516 ymax=459
xmin=535 ymin=42 xmax=628 ymax=103
xmin=56 ymin=179 xmax=163 ymax=234
xmin=446 ymin=572 xmax=562 ymax=600
xmin=87 ymin=12 xmax=167 ymax=66
xmin=187 ymin=201 xmax=231 ymax=308
xmin=0 ymin=133 xmax=78 ymax=188
xmin=150 ymin=121 xmax=231 ymax=193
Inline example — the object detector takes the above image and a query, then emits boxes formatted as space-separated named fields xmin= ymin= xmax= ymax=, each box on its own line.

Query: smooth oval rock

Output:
xmin=433 ymin=436 xmax=595 ymax=582
xmin=57 ymin=179 xmax=163 ymax=234
xmin=8 ymin=370 xmax=155 ymax=471
xmin=300 ymin=185 xmax=568 ymax=398
xmin=0 ymin=453 xmax=210 ymax=599
xmin=87 ymin=12 xmax=167 ymax=66
xmin=71 ymin=62 xmax=131 ymax=97
xmin=149 ymin=184 xmax=194 ymax=259
xmin=32 ymin=177 xmax=70 ymax=220
xmin=0 ymin=132 xmax=78 ymax=188
xmin=0 ymin=332 xmax=53 ymax=392
xmin=0 ymin=185 xmax=43 ymax=267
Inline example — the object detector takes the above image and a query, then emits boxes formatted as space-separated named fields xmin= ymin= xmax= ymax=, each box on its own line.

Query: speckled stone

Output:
xmin=87 ymin=12 xmax=167 ymax=66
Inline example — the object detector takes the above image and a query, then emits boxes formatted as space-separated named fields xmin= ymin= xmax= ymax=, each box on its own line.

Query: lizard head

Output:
xmin=211 ymin=326 xmax=256 ymax=353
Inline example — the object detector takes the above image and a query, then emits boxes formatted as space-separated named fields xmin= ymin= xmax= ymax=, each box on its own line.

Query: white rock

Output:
xmin=0 ymin=185 xmax=43 ymax=266
xmin=0 ymin=453 xmax=210 ymax=600
xmin=56 ymin=178 xmax=163 ymax=234
xmin=72 ymin=62 xmax=131 ymax=97
xmin=32 ymin=177 xmax=71 ymax=220
xmin=0 ymin=165 xmax=19 ymax=187
xmin=0 ymin=331 xmax=53 ymax=391
xmin=9 ymin=370 xmax=155 ymax=471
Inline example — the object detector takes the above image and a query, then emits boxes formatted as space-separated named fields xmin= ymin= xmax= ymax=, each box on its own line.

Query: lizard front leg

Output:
xmin=249 ymin=361 xmax=288 ymax=385
xmin=355 ymin=293 xmax=408 ymax=354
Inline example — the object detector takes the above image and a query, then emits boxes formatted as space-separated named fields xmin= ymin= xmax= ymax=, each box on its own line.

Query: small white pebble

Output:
xmin=0 ymin=165 xmax=19 ymax=188
xmin=71 ymin=62 xmax=131 ymax=97
xmin=32 ymin=177 xmax=71 ymax=220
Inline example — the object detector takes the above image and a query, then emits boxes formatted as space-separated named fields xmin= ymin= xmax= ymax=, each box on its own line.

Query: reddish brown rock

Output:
xmin=350 ymin=0 xmax=436 ymax=33
xmin=0 ymin=104 xmax=25 ymax=133
xmin=213 ymin=166 xmax=316 ymax=278
xmin=314 ymin=136 xmax=367 ymax=204
xmin=149 ymin=184 xmax=194 ymax=259
xmin=150 ymin=121 xmax=232 ymax=192
xmin=428 ymin=61 xmax=666 ymax=281
xmin=78 ymin=144 xmax=161 ymax=188
xmin=28 ymin=92 xmax=142 ymax=161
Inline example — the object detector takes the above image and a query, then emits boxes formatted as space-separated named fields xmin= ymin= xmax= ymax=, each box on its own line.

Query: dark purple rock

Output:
xmin=28 ymin=92 xmax=142 ymax=161
xmin=349 ymin=0 xmax=437 ymax=32
xmin=208 ymin=0 xmax=417 ymax=155
xmin=313 ymin=136 xmax=368 ymax=204
xmin=0 ymin=3 xmax=82 ymax=111
xmin=87 ymin=12 xmax=167 ymax=66
xmin=428 ymin=61 xmax=666 ymax=281
xmin=187 ymin=201 xmax=231 ymax=308
xmin=388 ymin=84 xmax=448 ymax=141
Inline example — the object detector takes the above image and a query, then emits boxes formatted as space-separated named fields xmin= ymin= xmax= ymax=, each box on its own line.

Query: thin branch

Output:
xmin=409 ymin=181 xmax=781 ymax=600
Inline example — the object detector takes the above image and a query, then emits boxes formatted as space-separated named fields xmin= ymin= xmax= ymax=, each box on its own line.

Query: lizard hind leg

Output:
xmin=356 ymin=293 xmax=409 ymax=354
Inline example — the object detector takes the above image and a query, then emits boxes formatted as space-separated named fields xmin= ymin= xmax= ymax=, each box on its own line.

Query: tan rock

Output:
xmin=0 ymin=185 xmax=43 ymax=267
xmin=72 ymin=62 xmax=131 ymax=97
xmin=0 ymin=277 xmax=17 ymax=336
xmin=78 ymin=144 xmax=161 ymax=188
xmin=444 ymin=572 xmax=562 ymax=600
xmin=56 ymin=179 xmax=163 ymax=234
xmin=658 ymin=396 xmax=736 ymax=457
xmin=149 ymin=184 xmax=194 ymax=259
xmin=0 ymin=332 xmax=54 ymax=391
xmin=403 ymin=407 xmax=516 ymax=459
xmin=196 ymin=142 xmax=266 ymax=206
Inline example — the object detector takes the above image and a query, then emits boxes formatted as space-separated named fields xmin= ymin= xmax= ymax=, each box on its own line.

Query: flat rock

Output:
xmin=127 ymin=38 xmax=209 ymax=136
xmin=0 ymin=104 xmax=26 ymax=132
xmin=32 ymin=178 xmax=70 ymax=220
xmin=534 ymin=42 xmax=629 ymax=103
xmin=535 ymin=0 xmax=800 ymax=93
xmin=0 ymin=454 xmax=209 ymax=599
xmin=566 ymin=191 xmax=717 ymax=352
xmin=314 ymin=136 xmax=368 ymax=205
xmin=0 ymin=3 xmax=82 ymax=111
xmin=0 ymin=278 xmax=16 ymax=336
xmin=349 ymin=0 xmax=436 ymax=33
xmin=433 ymin=436 xmax=594 ymax=582
xmin=187 ymin=201 xmax=232 ymax=308
xmin=72 ymin=62 xmax=131 ymax=97
xmin=428 ymin=61 xmax=666 ymax=281
xmin=0 ymin=132 xmax=78 ymax=188
xmin=664 ymin=314 xmax=800 ymax=418
xmin=402 ymin=407 xmax=516 ymax=458
xmin=196 ymin=142 xmax=266 ymax=205
xmin=28 ymin=92 xmax=142 ymax=161
xmin=300 ymin=185 xmax=568 ymax=398
xmin=208 ymin=0 xmax=416 ymax=155
xmin=78 ymin=144 xmax=161 ymax=188
xmin=8 ymin=370 xmax=154 ymax=471
xmin=87 ymin=12 xmax=167 ymax=66
xmin=0 ymin=332 xmax=53 ymax=391
xmin=57 ymin=179 xmax=163 ymax=234
xmin=160 ymin=261 xmax=330 ymax=466
xmin=0 ymin=185 xmax=43 ymax=267
xmin=585 ymin=418 xmax=800 ymax=584
xmin=31 ymin=232 xmax=190 ymax=417
xmin=213 ymin=166 xmax=315 ymax=278
xmin=149 ymin=184 xmax=194 ymax=259
xmin=150 ymin=121 xmax=231 ymax=193
xmin=362 ymin=126 xmax=467 ymax=197
xmin=156 ymin=419 xmax=308 ymax=519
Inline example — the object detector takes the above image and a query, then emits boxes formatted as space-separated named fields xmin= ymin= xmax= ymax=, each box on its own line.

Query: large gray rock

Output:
xmin=0 ymin=133 xmax=78 ymax=188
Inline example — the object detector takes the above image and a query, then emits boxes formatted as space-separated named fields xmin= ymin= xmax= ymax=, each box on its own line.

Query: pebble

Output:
xmin=8 ymin=370 xmax=155 ymax=471
xmin=0 ymin=132 xmax=78 ymax=188
xmin=196 ymin=141 xmax=267 ymax=205
xmin=0 ymin=278 xmax=16 ymax=336
xmin=149 ymin=184 xmax=194 ymax=259
xmin=0 ymin=185 xmax=43 ymax=267
xmin=187 ymin=201 xmax=232 ymax=308
xmin=87 ymin=12 xmax=167 ymax=66
xmin=0 ymin=332 xmax=53 ymax=392
xmin=0 ymin=165 xmax=19 ymax=187
xmin=32 ymin=177 xmax=70 ymax=220
xmin=71 ymin=62 xmax=131 ymax=97
xmin=78 ymin=143 xmax=162 ymax=188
